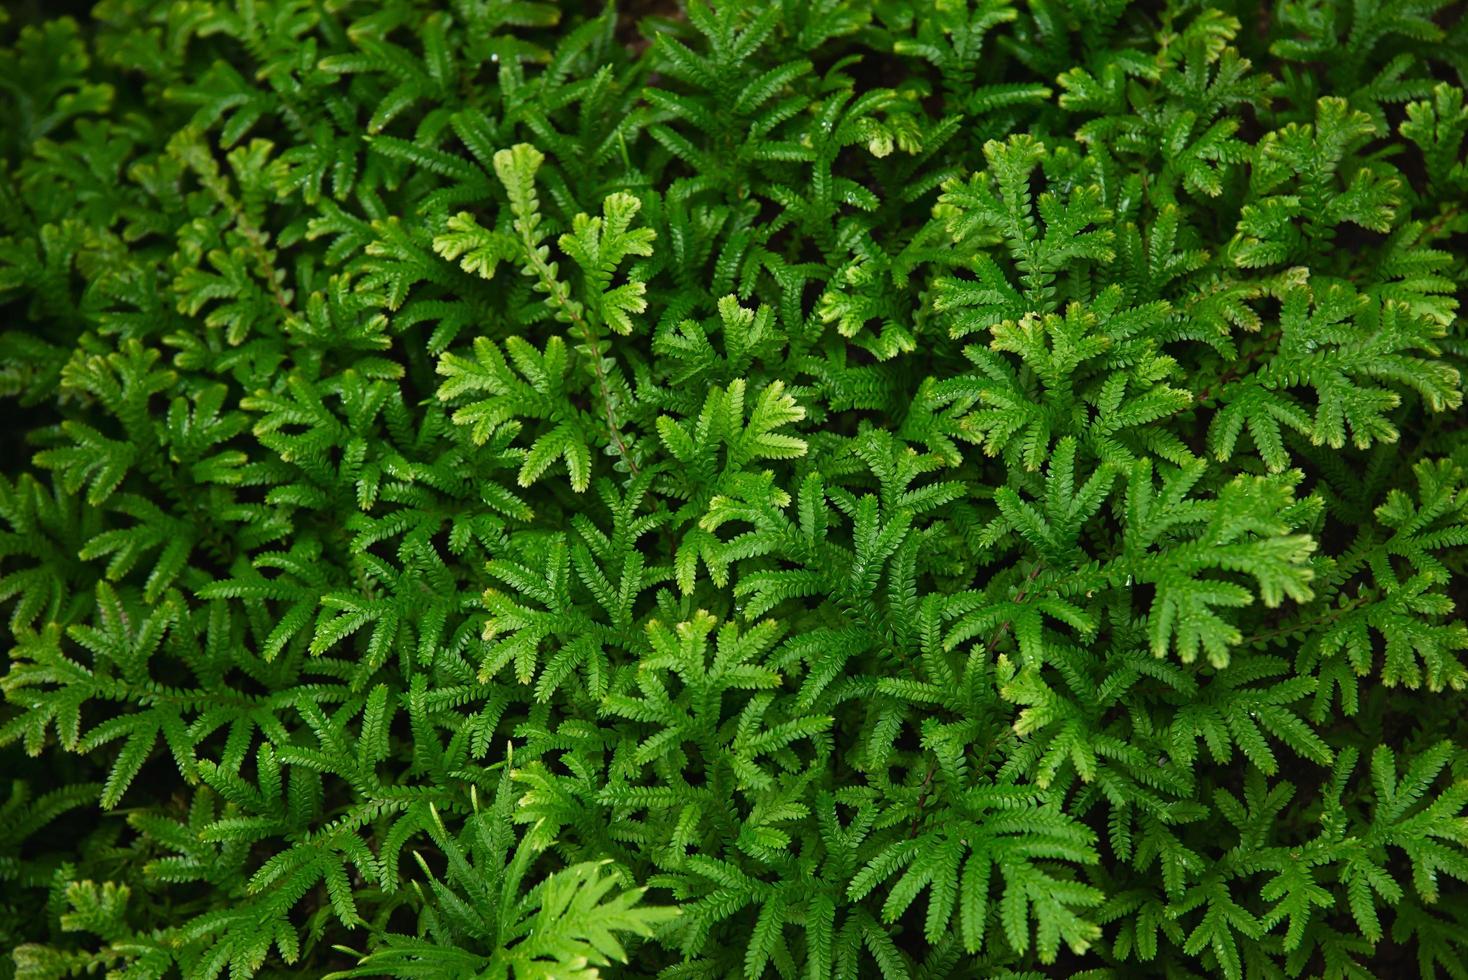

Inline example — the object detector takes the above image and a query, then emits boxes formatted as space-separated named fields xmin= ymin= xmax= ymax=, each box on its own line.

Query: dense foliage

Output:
xmin=3 ymin=0 xmax=1468 ymax=977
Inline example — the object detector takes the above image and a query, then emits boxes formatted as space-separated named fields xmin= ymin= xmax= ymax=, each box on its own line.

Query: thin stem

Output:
xmin=909 ymin=563 xmax=1044 ymax=836
xmin=522 ymin=247 xmax=641 ymax=478
xmin=1192 ymin=330 xmax=1282 ymax=409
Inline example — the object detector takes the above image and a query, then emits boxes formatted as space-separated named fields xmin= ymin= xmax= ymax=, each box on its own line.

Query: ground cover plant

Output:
xmin=2 ymin=0 xmax=1468 ymax=977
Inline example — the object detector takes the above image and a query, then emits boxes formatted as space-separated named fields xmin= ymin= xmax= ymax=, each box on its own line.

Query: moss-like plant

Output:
xmin=2 ymin=2 xmax=1467 ymax=977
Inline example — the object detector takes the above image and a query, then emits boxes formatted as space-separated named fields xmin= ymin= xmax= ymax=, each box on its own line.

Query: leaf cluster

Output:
xmin=2 ymin=1 xmax=1467 ymax=978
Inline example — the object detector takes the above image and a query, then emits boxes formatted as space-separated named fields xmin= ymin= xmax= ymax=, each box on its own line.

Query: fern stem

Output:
xmin=522 ymin=247 xmax=641 ymax=477
xmin=909 ymin=562 xmax=1044 ymax=836
xmin=1192 ymin=330 xmax=1282 ymax=408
